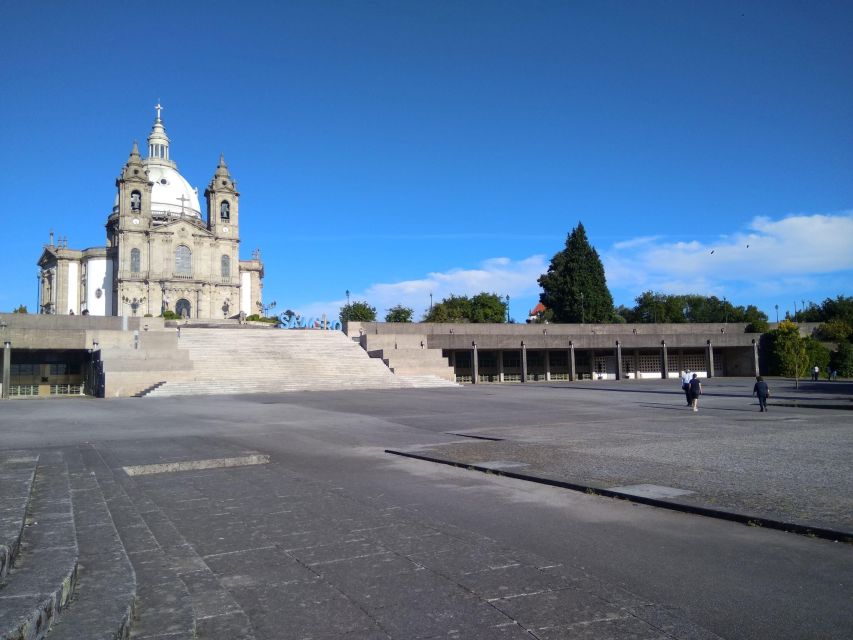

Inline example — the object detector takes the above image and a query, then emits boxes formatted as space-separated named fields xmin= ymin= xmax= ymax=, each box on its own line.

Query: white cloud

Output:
xmin=293 ymin=255 xmax=548 ymax=320
xmin=292 ymin=211 xmax=853 ymax=321
xmin=603 ymin=211 xmax=853 ymax=295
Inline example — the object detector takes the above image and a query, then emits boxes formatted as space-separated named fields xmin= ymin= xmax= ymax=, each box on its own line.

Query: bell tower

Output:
xmin=115 ymin=141 xmax=152 ymax=232
xmin=205 ymin=154 xmax=239 ymax=240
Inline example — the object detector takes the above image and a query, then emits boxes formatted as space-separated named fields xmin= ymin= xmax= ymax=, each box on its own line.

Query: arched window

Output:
xmin=220 ymin=200 xmax=230 ymax=221
xmin=221 ymin=255 xmax=231 ymax=278
xmin=130 ymin=248 xmax=141 ymax=274
xmin=175 ymin=245 xmax=192 ymax=276
xmin=130 ymin=190 xmax=142 ymax=211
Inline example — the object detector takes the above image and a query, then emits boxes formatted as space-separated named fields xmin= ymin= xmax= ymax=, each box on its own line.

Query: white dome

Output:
xmin=112 ymin=107 xmax=203 ymax=221
xmin=112 ymin=164 xmax=202 ymax=219
xmin=145 ymin=163 xmax=202 ymax=219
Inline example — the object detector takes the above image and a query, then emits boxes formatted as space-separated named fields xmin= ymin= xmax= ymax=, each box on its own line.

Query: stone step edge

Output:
xmin=45 ymin=449 xmax=137 ymax=640
xmin=0 ymin=455 xmax=39 ymax=579
xmin=0 ymin=458 xmax=79 ymax=640
xmin=77 ymin=445 xmax=197 ymax=640
xmin=91 ymin=446 xmax=257 ymax=640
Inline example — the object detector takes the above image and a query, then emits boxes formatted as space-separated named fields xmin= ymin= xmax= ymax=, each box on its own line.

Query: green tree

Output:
xmin=632 ymin=291 xmax=689 ymax=323
xmin=12 ymin=305 xmax=27 ymax=314
xmin=745 ymin=318 xmax=770 ymax=333
xmin=423 ymin=294 xmax=471 ymax=322
xmin=340 ymin=301 xmax=376 ymax=323
xmin=385 ymin=305 xmax=414 ymax=323
xmin=830 ymin=342 xmax=853 ymax=377
xmin=422 ymin=293 xmax=508 ymax=323
xmin=538 ymin=222 xmax=613 ymax=323
xmin=803 ymin=336 xmax=830 ymax=373
xmin=816 ymin=319 xmax=852 ymax=343
xmin=821 ymin=295 xmax=853 ymax=326
xmin=741 ymin=305 xmax=769 ymax=326
xmin=614 ymin=304 xmax=636 ymax=323
xmin=470 ymin=293 xmax=508 ymax=323
xmin=765 ymin=320 xmax=809 ymax=388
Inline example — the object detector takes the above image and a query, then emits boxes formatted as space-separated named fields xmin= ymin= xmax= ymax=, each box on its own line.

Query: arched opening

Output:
xmin=130 ymin=248 xmax=141 ymax=274
xmin=220 ymin=200 xmax=230 ymax=221
xmin=221 ymin=255 xmax=231 ymax=279
xmin=175 ymin=298 xmax=191 ymax=318
xmin=175 ymin=245 xmax=192 ymax=276
xmin=130 ymin=190 xmax=142 ymax=211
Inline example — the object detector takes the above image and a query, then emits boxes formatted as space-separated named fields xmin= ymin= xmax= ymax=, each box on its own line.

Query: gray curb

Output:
xmin=385 ymin=449 xmax=853 ymax=544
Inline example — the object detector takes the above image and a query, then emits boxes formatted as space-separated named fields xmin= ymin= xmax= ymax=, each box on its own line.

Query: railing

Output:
xmin=10 ymin=385 xmax=39 ymax=396
xmin=172 ymin=274 xmax=194 ymax=280
xmin=50 ymin=384 xmax=83 ymax=396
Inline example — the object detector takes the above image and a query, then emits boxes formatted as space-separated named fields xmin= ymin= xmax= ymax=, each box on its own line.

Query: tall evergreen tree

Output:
xmin=538 ymin=223 xmax=614 ymax=323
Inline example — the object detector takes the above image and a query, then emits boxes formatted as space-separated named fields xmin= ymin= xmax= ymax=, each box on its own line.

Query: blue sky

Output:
xmin=2 ymin=1 xmax=851 ymax=322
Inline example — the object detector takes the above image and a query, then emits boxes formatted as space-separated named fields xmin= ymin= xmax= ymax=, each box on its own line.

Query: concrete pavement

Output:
xmin=0 ymin=378 xmax=851 ymax=639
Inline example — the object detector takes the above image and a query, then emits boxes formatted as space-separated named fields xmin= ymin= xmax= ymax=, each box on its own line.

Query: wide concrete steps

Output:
xmin=0 ymin=453 xmax=78 ymax=640
xmin=144 ymin=329 xmax=457 ymax=396
xmin=0 ymin=452 xmax=38 ymax=579
xmin=0 ymin=450 xmax=136 ymax=640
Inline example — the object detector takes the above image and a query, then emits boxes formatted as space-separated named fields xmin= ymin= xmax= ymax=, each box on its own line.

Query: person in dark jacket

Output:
xmin=689 ymin=373 xmax=702 ymax=412
xmin=753 ymin=376 xmax=770 ymax=412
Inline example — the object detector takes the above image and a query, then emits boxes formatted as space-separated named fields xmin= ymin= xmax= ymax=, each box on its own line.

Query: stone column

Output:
xmin=2 ymin=341 xmax=10 ymax=400
xmin=544 ymin=350 xmax=551 ymax=381
xmin=589 ymin=350 xmax=595 ymax=379
xmin=615 ymin=341 xmax=623 ymax=381
xmin=706 ymin=340 xmax=715 ymax=378
xmin=498 ymin=349 xmax=505 ymax=382
xmin=752 ymin=339 xmax=760 ymax=376
xmin=521 ymin=341 xmax=528 ymax=383
xmin=661 ymin=341 xmax=669 ymax=379
xmin=569 ymin=341 xmax=576 ymax=381
xmin=471 ymin=341 xmax=479 ymax=384
xmin=633 ymin=348 xmax=640 ymax=380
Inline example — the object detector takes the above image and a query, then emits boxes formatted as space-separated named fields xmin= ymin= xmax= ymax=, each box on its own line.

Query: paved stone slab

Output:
xmin=123 ymin=455 xmax=270 ymax=477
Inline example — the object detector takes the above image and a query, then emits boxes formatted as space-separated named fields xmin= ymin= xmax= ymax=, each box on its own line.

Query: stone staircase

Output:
xmin=0 ymin=450 xmax=134 ymax=640
xmin=142 ymin=328 xmax=457 ymax=397
xmin=360 ymin=333 xmax=457 ymax=383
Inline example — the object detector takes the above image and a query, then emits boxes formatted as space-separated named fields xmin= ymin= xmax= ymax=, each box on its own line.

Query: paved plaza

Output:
xmin=1 ymin=378 xmax=851 ymax=639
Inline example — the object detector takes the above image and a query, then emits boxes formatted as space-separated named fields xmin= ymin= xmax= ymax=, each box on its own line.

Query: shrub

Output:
xmin=745 ymin=319 xmax=769 ymax=333
xmin=830 ymin=342 xmax=853 ymax=377
xmin=816 ymin=319 xmax=852 ymax=343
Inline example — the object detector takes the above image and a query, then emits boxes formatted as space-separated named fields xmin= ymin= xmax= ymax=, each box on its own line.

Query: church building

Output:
xmin=37 ymin=106 xmax=263 ymax=319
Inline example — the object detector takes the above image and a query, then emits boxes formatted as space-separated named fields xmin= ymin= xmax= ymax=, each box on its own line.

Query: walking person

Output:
xmin=689 ymin=373 xmax=702 ymax=412
xmin=680 ymin=370 xmax=692 ymax=406
xmin=812 ymin=365 xmax=819 ymax=381
xmin=752 ymin=376 xmax=770 ymax=412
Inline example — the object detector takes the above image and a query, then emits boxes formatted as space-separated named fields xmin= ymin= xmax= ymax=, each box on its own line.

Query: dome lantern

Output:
xmin=147 ymin=102 xmax=171 ymax=162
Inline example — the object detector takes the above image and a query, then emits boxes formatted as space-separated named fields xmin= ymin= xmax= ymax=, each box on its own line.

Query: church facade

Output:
xmin=37 ymin=106 xmax=263 ymax=319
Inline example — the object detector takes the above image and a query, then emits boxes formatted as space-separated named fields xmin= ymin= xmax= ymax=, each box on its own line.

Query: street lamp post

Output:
xmin=579 ymin=292 xmax=584 ymax=324
xmin=775 ymin=304 xmax=779 ymax=323
xmin=345 ymin=290 xmax=351 ymax=322
xmin=505 ymin=294 xmax=510 ymax=323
